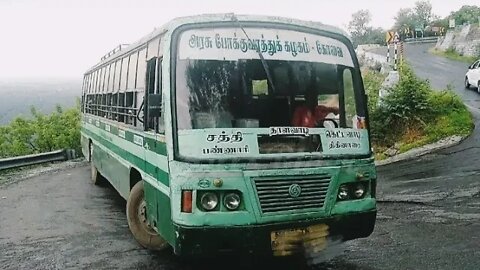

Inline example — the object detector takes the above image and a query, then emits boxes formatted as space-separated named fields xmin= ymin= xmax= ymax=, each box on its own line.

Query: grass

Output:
xmin=365 ymin=65 xmax=474 ymax=161
xmin=372 ymin=93 xmax=474 ymax=160
xmin=430 ymin=48 xmax=478 ymax=64
xmin=396 ymin=110 xmax=473 ymax=153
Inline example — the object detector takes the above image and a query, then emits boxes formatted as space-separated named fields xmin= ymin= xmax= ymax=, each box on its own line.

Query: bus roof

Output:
xmin=86 ymin=13 xmax=350 ymax=74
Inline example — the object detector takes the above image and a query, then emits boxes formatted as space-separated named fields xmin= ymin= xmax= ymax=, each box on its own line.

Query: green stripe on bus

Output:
xmin=83 ymin=121 xmax=169 ymax=172
xmin=82 ymin=127 xmax=170 ymax=187
xmin=84 ymin=115 xmax=168 ymax=156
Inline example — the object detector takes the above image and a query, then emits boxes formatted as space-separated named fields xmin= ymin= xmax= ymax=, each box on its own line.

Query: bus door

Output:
xmin=144 ymin=57 xmax=165 ymax=227
xmin=144 ymin=56 xmax=162 ymax=172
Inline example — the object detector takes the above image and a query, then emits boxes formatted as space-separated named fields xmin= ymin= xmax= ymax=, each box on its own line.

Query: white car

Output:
xmin=465 ymin=59 xmax=480 ymax=92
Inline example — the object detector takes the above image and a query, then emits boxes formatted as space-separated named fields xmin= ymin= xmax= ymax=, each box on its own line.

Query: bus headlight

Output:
xmin=338 ymin=185 xmax=349 ymax=200
xmin=354 ymin=184 xmax=365 ymax=199
xmin=200 ymin=192 xmax=218 ymax=211
xmin=224 ymin=193 xmax=241 ymax=210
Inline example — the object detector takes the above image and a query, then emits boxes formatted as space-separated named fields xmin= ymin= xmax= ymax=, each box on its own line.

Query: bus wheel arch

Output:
xmin=126 ymin=180 xmax=168 ymax=250
xmin=89 ymin=142 xmax=105 ymax=186
xmin=130 ymin=168 xmax=142 ymax=191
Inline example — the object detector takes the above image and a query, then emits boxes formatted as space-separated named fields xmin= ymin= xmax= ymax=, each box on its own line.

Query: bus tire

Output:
xmin=90 ymin=144 xmax=105 ymax=186
xmin=91 ymin=162 xmax=106 ymax=186
xmin=126 ymin=181 xmax=168 ymax=250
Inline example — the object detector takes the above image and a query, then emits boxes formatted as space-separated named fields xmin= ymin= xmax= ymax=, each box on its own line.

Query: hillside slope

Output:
xmin=0 ymin=79 xmax=81 ymax=125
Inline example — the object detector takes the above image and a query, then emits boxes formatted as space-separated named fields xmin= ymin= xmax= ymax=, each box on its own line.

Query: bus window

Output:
xmin=108 ymin=62 xmax=116 ymax=92
xmin=125 ymin=92 xmax=134 ymax=125
xmin=97 ymin=68 xmax=104 ymax=94
xmin=120 ymin=57 xmax=129 ymax=91
xmin=112 ymin=94 xmax=118 ymax=121
xmin=127 ymin=52 xmax=138 ymax=90
xmin=106 ymin=93 xmax=112 ymax=119
xmin=144 ymin=57 xmax=164 ymax=133
xmin=100 ymin=66 xmax=107 ymax=93
xmin=343 ymin=69 xmax=357 ymax=128
xmin=136 ymin=48 xmax=147 ymax=90
xmin=92 ymin=70 xmax=98 ymax=95
xmin=113 ymin=59 xmax=122 ymax=92
xmin=158 ymin=58 xmax=165 ymax=134
xmin=104 ymin=64 xmax=111 ymax=92
xmin=118 ymin=93 xmax=125 ymax=123
xmin=177 ymin=60 xmax=343 ymax=130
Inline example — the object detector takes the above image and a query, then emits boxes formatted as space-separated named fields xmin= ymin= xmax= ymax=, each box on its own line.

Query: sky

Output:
xmin=0 ymin=0 xmax=478 ymax=80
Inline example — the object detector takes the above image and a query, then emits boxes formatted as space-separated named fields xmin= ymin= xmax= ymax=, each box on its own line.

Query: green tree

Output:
xmin=449 ymin=5 xmax=480 ymax=25
xmin=363 ymin=27 xmax=385 ymax=45
xmin=414 ymin=0 xmax=435 ymax=29
xmin=430 ymin=17 xmax=449 ymax=29
xmin=348 ymin=9 xmax=372 ymax=37
xmin=348 ymin=10 xmax=386 ymax=46
xmin=32 ymin=105 xmax=80 ymax=153
xmin=394 ymin=1 xmax=436 ymax=34
xmin=370 ymin=64 xmax=433 ymax=144
xmin=0 ymin=102 xmax=81 ymax=158
xmin=394 ymin=8 xmax=417 ymax=32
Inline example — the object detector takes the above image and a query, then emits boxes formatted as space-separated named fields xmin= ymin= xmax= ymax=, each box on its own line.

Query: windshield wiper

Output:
xmin=231 ymin=14 xmax=276 ymax=93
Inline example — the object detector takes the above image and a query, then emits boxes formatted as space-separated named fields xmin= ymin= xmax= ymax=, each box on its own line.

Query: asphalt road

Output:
xmin=1 ymin=44 xmax=479 ymax=270
xmin=371 ymin=43 xmax=480 ymax=111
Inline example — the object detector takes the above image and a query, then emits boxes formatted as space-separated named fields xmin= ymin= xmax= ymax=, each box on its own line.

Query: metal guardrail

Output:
xmin=404 ymin=37 xmax=439 ymax=44
xmin=0 ymin=149 xmax=76 ymax=171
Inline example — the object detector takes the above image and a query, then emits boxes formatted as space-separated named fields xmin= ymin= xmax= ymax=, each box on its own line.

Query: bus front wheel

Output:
xmin=126 ymin=181 xmax=168 ymax=250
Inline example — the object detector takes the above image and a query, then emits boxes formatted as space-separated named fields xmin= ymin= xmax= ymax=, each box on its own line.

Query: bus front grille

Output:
xmin=253 ymin=174 xmax=331 ymax=214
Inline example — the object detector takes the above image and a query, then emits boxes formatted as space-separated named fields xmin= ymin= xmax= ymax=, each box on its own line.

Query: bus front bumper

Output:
xmin=172 ymin=210 xmax=376 ymax=257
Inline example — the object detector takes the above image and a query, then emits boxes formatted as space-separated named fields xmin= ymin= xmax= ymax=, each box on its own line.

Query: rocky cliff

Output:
xmin=435 ymin=24 xmax=480 ymax=57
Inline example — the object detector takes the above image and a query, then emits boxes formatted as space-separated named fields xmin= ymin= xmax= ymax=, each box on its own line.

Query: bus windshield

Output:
xmin=174 ymin=27 xmax=369 ymax=161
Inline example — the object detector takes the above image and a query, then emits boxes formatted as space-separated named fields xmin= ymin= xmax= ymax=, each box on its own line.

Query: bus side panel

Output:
xmin=157 ymin=189 xmax=175 ymax=245
xmin=93 ymin=139 xmax=130 ymax=200
xmin=144 ymin=182 xmax=158 ymax=231
xmin=144 ymin=182 xmax=175 ymax=245
xmin=80 ymin=132 xmax=89 ymax=159
xmin=103 ymin=147 xmax=130 ymax=200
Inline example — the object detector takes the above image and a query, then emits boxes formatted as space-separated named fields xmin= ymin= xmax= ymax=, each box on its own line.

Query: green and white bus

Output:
xmin=81 ymin=14 xmax=376 ymax=257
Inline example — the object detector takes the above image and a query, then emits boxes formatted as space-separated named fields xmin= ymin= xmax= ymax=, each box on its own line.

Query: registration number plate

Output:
xmin=270 ymin=224 xmax=329 ymax=256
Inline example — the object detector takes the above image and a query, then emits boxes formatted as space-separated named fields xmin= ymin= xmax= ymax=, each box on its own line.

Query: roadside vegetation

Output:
xmin=430 ymin=47 xmax=479 ymax=64
xmin=430 ymin=5 xmax=480 ymax=31
xmin=0 ymin=103 xmax=81 ymax=159
xmin=364 ymin=64 xmax=474 ymax=160
xmin=348 ymin=2 xmax=480 ymax=47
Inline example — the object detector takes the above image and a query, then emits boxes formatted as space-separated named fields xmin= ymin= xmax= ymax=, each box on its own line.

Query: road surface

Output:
xmin=1 ymin=44 xmax=479 ymax=270
xmin=371 ymin=43 xmax=480 ymax=111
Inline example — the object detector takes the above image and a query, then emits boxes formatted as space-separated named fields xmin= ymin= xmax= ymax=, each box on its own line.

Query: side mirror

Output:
xmin=148 ymin=94 xmax=162 ymax=118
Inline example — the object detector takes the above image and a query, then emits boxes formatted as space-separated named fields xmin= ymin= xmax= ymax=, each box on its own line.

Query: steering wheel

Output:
xmin=319 ymin=118 xmax=339 ymax=128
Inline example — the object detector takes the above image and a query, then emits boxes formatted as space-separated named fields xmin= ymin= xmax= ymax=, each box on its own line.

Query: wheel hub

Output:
xmin=138 ymin=200 xmax=148 ymax=224
xmin=137 ymin=200 xmax=157 ymax=235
